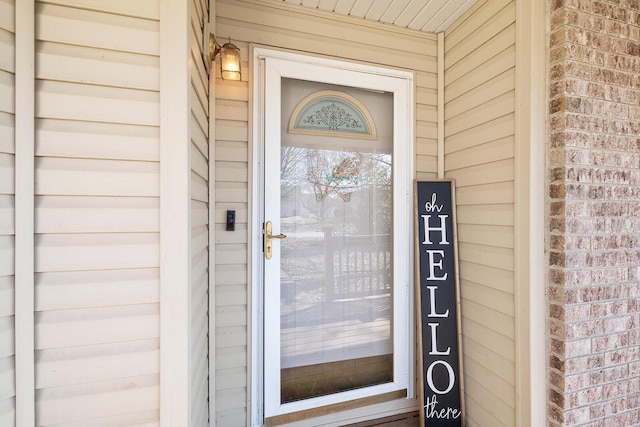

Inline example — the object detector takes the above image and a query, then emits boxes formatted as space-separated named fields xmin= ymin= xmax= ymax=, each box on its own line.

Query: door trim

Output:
xmin=250 ymin=46 xmax=416 ymax=425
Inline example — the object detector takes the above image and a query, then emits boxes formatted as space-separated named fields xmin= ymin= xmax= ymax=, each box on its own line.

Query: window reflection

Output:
xmin=280 ymin=147 xmax=394 ymax=402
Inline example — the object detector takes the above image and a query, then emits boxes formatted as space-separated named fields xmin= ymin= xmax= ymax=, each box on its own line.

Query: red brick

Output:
xmin=592 ymin=332 xmax=629 ymax=352
xmin=567 ymin=319 xmax=605 ymax=339
xmin=567 ymin=338 xmax=594 ymax=356
xmin=565 ymin=406 xmax=591 ymax=424
xmin=546 ymin=3 xmax=640 ymax=423
xmin=564 ymin=372 xmax=591 ymax=392
xmin=604 ymin=315 xmax=636 ymax=333
xmin=630 ymin=393 xmax=640 ymax=410
xmin=567 ymin=386 xmax=603 ymax=408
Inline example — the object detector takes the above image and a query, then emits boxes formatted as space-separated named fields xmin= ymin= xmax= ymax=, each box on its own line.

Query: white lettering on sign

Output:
xmin=425 ymin=250 xmax=448 ymax=280
xmin=421 ymin=215 xmax=449 ymax=245
xmin=424 ymin=395 xmax=462 ymax=419
xmin=419 ymin=187 xmax=461 ymax=423
xmin=427 ymin=323 xmax=451 ymax=356
xmin=426 ymin=286 xmax=449 ymax=317
xmin=426 ymin=360 xmax=455 ymax=395
xmin=424 ymin=193 xmax=444 ymax=213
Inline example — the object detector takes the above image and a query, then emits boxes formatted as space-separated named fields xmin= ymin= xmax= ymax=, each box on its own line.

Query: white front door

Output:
xmin=254 ymin=49 xmax=414 ymax=422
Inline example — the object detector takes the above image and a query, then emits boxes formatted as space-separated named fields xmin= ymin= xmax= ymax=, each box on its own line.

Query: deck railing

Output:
xmin=325 ymin=231 xmax=392 ymax=301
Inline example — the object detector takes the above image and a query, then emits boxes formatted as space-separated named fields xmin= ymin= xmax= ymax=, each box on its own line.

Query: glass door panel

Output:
xmin=279 ymin=79 xmax=394 ymax=403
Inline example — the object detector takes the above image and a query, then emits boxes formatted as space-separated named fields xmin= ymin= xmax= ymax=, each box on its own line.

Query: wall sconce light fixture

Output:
xmin=210 ymin=35 xmax=242 ymax=81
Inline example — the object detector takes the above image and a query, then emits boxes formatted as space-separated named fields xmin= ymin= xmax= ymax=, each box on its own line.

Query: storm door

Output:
xmin=259 ymin=53 xmax=413 ymax=420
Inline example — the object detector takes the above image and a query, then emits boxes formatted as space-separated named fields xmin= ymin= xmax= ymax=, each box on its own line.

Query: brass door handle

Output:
xmin=264 ymin=221 xmax=286 ymax=260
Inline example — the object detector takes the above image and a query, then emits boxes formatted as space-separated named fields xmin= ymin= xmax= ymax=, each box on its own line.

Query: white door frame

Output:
xmin=250 ymin=46 xmax=415 ymax=425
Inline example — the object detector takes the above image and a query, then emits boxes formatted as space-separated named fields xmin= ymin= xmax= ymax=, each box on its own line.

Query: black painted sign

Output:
xmin=415 ymin=180 xmax=464 ymax=426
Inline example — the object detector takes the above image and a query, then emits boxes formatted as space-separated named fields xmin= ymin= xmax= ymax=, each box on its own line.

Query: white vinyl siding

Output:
xmin=0 ymin=0 xmax=15 ymax=425
xmin=33 ymin=1 xmax=161 ymax=425
xmin=215 ymin=1 xmax=436 ymax=424
xmin=190 ymin=0 xmax=210 ymax=425
xmin=444 ymin=1 xmax=516 ymax=426
xmin=213 ymin=69 xmax=250 ymax=426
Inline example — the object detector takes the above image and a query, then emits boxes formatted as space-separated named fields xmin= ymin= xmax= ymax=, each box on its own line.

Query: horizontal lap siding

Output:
xmin=213 ymin=50 xmax=250 ymax=426
xmin=34 ymin=2 xmax=160 ymax=425
xmin=0 ymin=0 xmax=14 ymax=425
xmin=190 ymin=0 xmax=210 ymax=425
xmin=444 ymin=1 xmax=516 ymax=426
xmin=215 ymin=0 xmax=437 ymax=424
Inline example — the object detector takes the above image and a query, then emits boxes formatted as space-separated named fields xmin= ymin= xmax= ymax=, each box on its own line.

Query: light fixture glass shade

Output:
xmin=220 ymin=41 xmax=241 ymax=81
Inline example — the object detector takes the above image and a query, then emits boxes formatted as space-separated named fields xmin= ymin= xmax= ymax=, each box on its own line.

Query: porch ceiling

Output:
xmin=273 ymin=0 xmax=481 ymax=33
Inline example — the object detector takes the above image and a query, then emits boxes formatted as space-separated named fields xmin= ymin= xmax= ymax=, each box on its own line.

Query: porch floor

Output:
xmin=342 ymin=411 xmax=420 ymax=426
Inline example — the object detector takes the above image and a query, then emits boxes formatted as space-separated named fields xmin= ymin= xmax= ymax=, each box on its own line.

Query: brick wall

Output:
xmin=548 ymin=0 xmax=640 ymax=425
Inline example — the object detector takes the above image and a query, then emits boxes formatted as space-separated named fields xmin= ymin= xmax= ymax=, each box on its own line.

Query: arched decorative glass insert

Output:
xmin=288 ymin=90 xmax=377 ymax=140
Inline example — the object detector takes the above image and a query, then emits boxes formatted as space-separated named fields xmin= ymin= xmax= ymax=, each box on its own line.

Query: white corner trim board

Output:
xmin=514 ymin=0 xmax=547 ymax=425
xmin=14 ymin=1 xmax=35 ymax=424
xmin=159 ymin=0 xmax=191 ymax=425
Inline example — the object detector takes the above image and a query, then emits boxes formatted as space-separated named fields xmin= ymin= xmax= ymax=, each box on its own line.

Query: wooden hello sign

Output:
xmin=415 ymin=180 xmax=464 ymax=426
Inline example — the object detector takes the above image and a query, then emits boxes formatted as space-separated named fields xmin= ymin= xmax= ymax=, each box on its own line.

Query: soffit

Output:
xmin=271 ymin=0 xmax=480 ymax=34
